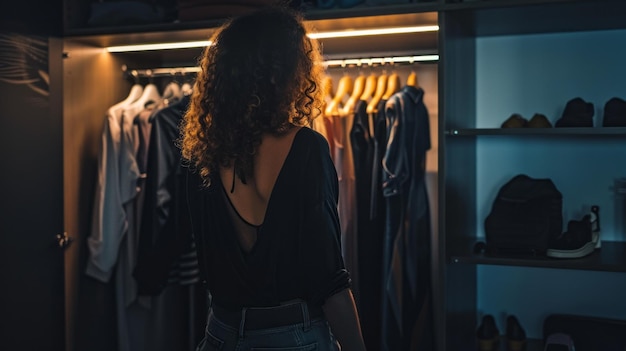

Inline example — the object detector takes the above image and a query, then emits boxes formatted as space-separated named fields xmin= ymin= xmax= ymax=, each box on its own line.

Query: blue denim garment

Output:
xmin=380 ymin=86 xmax=433 ymax=350
xmin=196 ymin=305 xmax=340 ymax=351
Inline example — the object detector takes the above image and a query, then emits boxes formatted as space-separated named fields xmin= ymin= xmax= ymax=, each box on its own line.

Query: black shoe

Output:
xmin=501 ymin=113 xmax=527 ymax=128
xmin=527 ymin=113 xmax=552 ymax=128
xmin=555 ymin=97 xmax=594 ymax=127
xmin=506 ymin=316 xmax=526 ymax=351
xmin=591 ymin=205 xmax=601 ymax=249
xmin=547 ymin=214 xmax=595 ymax=258
xmin=602 ymin=97 xmax=626 ymax=127
xmin=477 ymin=314 xmax=500 ymax=351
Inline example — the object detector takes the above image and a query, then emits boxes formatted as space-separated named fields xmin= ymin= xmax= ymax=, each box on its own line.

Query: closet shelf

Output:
xmin=121 ymin=52 xmax=439 ymax=77
xmin=448 ymin=239 xmax=626 ymax=273
xmin=64 ymin=3 xmax=439 ymax=38
xmin=122 ymin=65 xmax=200 ymax=78
xmin=440 ymin=0 xmax=626 ymax=36
xmin=445 ymin=128 xmax=626 ymax=136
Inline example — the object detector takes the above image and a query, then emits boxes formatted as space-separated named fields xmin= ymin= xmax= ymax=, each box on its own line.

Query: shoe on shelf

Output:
xmin=527 ymin=113 xmax=553 ymax=128
xmin=591 ymin=205 xmax=601 ymax=249
xmin=555 ymin=97 xmax=594 ymax=127
xmin=543 ymin=332 xmax=575 ymax=351
xmin=501 ymin=113 xmax=528 ymax=128
xmin=477 ymin=314 xmax=500 ymax=351
xmin=506 ymin=315 xmax=527 ymax=351
xmin=602 ymin=97 xmax=626 ymax=127
xmin=546 ymin=214 xmax=596 ymax=259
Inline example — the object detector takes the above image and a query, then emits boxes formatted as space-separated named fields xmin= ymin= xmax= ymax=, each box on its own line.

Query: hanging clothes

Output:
xmin=86 ymin=84 xmax=143 ymax=282
xmin=380 ymin=85 xmax=434 ymax=351
xmin=133 ymin=93 xmax=200 ymax=295
xmin=349 ymin=98 xmax=383 ymax=351
xmin=330 ymin=106 xmax=360 ymax=304
xmin=133 ymin=92 xmax=206 ymax=351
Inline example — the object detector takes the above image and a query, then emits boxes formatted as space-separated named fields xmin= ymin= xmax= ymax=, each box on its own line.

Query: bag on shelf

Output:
xmin=484 ymin=174 xmax=563 ymax=256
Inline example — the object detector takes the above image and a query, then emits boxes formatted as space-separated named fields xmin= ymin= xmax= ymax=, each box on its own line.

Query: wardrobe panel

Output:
xmin=61 ymin=9 xmax=442 ymax=351
xmin=477 ymin=266 xmax=626 ymax=339
xmin=62 ymin=40 xmax=143 ymax=351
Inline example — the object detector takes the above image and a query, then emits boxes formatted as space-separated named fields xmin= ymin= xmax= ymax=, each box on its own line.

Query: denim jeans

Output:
xmin=196 ymin=304 xmax=340 ymax=351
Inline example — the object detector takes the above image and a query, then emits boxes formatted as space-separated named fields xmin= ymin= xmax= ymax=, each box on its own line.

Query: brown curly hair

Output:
xmin=180 ymin=6 xmax=324 ymax=186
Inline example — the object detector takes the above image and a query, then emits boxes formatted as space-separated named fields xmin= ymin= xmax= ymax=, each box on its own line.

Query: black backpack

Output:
xmin=484 ymin=174 xmax=563 ymax=255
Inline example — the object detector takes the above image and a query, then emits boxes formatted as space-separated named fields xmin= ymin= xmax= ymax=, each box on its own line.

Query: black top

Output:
xmin=186 ymin=127 xmax=350 ymax=310
xmin=134 ymin=95 xmax=199 ymax=295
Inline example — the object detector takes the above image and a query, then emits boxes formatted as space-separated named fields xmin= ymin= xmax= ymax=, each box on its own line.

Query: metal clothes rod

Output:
xmin=122 ymin=54 xmax=439 ymax=78
xmin=122 ymin=64 xmax=200 ymax=78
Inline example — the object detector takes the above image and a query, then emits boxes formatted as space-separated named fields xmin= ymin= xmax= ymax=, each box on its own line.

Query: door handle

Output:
xmin=56 ymin=232 xmax=73 ymax=250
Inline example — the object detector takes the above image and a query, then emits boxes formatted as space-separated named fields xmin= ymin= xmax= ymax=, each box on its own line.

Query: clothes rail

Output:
xmin=324 ymin=54 xmax=438 ymax=67
xmin=121 ymin=53 xmax=439 ymax=77
xmin=122 ymin=64 xmax=200 ymax=78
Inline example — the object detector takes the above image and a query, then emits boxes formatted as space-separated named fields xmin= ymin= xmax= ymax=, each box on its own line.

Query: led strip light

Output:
xmin=124 ymin=53 xmax=438 ymax=77
xmin=105 ymin=25 xmax=438 ymax=53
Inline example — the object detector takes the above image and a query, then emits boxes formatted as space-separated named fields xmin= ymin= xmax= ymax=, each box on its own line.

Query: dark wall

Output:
xmin=1 ymin=0 xmax=63 ymax=35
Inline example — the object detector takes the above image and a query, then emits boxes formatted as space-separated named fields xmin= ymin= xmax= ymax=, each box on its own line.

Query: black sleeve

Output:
xmin=133 ymin=104 xmax=186 ymax=295
xmin=298 ymin=130 xmax=351 ymax=306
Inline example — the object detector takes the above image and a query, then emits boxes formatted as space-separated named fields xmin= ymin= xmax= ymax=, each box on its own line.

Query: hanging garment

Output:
xmin=133 ymin=93 xmax=205 ymax=351
xmin=86 ymin=84 xmax=143 ymax=282
xmin=133 ymin=94 xmax=200 ymax=295
xmin=380 ymin=86 xmax=434 ymax=351
xmin=370 ymin=98 xmax=388 ymax=222
xmin=116 ymin=98 xmax=182 ymax=351
xmin=349 ymin=99 xmax=383 ymax=351
xmin=331 ymin=110 xmax=359 ymax=303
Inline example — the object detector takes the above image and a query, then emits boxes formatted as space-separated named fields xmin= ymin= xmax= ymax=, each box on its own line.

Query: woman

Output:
xmin=180 ymin=5 xmax=366 ymax=351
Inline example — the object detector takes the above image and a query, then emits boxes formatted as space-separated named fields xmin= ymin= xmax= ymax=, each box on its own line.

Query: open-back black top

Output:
xmin=186 ymin=127 xmax=350 ymax=311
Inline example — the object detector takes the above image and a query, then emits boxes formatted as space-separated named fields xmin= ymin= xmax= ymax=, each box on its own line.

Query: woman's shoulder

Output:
xmin=295 ymin=126 xmax=330 ymax=153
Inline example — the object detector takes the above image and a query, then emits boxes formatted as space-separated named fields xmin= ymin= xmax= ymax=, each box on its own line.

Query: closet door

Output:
xmin=0 ymin=36 xmax=65 ymax=351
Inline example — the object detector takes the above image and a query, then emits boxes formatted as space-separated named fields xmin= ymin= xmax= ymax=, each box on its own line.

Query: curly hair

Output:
xmin=180 ymin=6 xmax=324 ymax=186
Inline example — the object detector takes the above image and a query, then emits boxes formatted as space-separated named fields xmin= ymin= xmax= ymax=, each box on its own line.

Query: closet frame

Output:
xmin=60 ymin=4 xmax=441 ymax=351
xmin=440 ymin=1 xmax=626 ymax=350
xmin=58 ymin=1 xmax=626 ymax=351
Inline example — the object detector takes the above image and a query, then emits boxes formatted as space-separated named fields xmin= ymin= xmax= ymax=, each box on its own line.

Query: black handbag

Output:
xmin=484 ymin=174 xmax=563 ymax=255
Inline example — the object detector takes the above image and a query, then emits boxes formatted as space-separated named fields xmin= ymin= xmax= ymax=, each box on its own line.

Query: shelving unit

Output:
xmin=56 ymin=1 xmax=626 ymax=350
xmin=440 ymin=1 xmax=626 ymax=350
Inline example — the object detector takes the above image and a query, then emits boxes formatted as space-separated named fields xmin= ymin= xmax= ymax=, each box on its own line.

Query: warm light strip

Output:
xmin=106 ymin=40 xmax=212 ymax=52
xmin=324 ymin=55 xmax=439 ymax=67
xmin=124 ymin=54 xmax=438 ymax=77
xmin=308 ymin=25 xmax=439 ymax=39
xmin=105 ymin=25 xmax=439 ymax=53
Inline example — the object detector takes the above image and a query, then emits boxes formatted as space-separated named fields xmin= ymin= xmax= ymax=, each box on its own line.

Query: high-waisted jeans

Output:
xmin=196 ymin=301 xmax=340 ymax=351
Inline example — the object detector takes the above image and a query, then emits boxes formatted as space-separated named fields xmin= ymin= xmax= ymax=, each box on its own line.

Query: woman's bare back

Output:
xmin=219 ymin=126 xmax=303 ymax=252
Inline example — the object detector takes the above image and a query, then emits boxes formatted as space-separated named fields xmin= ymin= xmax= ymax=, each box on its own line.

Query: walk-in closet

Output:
xmin=60 ymin=6 xmax=440 ymax=351
xmin=4 ymin=1 xmax=626 ymax=351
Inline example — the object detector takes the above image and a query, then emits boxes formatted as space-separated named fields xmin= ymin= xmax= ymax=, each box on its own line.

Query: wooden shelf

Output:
xmin=63 ymin=2 xmax=439 ymax=37
xmin=441 ymin=0 xmax=626 ymax=36
xmin=446 ymin=127 xmax=626 ymax=136
xmin=449 ymin=239 xmax=626 ymax=272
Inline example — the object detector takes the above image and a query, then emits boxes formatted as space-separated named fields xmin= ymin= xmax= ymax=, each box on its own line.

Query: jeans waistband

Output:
xmin=211 ymin=300 xmax=324 ymax=332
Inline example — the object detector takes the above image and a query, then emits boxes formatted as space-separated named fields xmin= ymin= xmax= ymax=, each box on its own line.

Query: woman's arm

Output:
xmin=323 ymin=288 xmax=366 ymax=351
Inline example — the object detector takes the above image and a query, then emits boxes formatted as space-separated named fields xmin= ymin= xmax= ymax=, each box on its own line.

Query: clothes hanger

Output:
xmin=109 ymin=83 xmax=143 ymax=116
xmin=325 ymin=72 xmax=353 ymax=118
xmin=366 ymin=70 xmax=388 ymax=114
xmin=382 ymin=70 xmax=401 ymax=100
xmin=162 ymin=80 xmax=182 ymax=102
xmin=340 ymin=71 xmax=366 ymax=116
xmin=126 ymin=77 xmax=161 ymax=114
xmin=322 ymin=75 xmax=334 ymax=102
xmin=320 ymin=75 xmax=334 ymax=114
xmin=181 ymin=72 xmax=195 ymax=96
xmin=406 ymin=70 xmax=418 ymax=88
xmin=164 ymin=72 xmax=184 ymax=101
xmin=181 ymin=82 xmax=193 ymax=96
xmin=359 ymin=71 xmax=378 ymax=102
